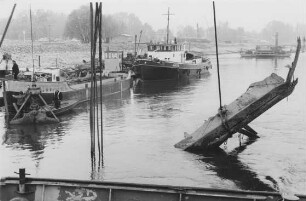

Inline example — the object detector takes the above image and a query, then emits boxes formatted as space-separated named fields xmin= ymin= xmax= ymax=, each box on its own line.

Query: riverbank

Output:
xmin=0 ymin=39 xmax=261 ymax=70
xmin=0 ymin=40 xmax=90 ymax=71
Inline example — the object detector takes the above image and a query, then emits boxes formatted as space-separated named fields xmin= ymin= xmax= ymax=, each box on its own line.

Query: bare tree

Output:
xmin=64 ymin=6 xmax=90 ymax=43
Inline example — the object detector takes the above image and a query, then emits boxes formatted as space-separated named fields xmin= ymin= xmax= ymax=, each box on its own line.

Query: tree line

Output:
xmin=0 ymin=10 xmax=66 ymax=41
xmin=179 ymin=21 xmax=306 ymax=44
xmin=0 ymin=5 xmax=305 ymax=44
xmin=0 ymin=6 xmax=159 ymax=43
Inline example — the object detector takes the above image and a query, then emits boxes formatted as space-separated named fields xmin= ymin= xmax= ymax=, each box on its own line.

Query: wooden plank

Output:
xmin=286 ymin=38 xmax=301 ymax=83
xmin=244 ymin=125 xmax=258 ymax=135
xmin=38 ymin=94 xmax=59 ymax=122
xmin=177 ymin=39 xmax=301 ymax=151
xmin=238 ymin=128 xmax=259 ymax=138
xmin=12 ymin=103 xmax=18 ymax=112
xmin=176 ymin=78 xmax=298 ymax=151
xmin=2 ymin=81 xmax=9 ymax=115
xmin=11 ymin=94 xmax=30 ymax=120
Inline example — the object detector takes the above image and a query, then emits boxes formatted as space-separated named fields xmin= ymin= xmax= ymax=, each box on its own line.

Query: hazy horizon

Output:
xmin=0 ymin=0 xmax=305 ymax=34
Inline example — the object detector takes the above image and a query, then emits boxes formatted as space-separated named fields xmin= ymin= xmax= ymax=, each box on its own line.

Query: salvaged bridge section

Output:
xmin=175 ymin=38 xmax=301 ymax=152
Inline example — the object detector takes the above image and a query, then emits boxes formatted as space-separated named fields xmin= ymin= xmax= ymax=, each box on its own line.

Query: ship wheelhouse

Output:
xmin=146 ymin=43 xmax=186 ymax=63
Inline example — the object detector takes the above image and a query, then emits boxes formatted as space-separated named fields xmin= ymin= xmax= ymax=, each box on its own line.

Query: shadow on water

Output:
xmin=1 ymin=89 xmax=132 ymax=153
xmin=74 ymin=89 xmax=132 ymax=112
xmin=194 ymin=138 xmax=276 ymax=192
xmin=1 ymin=104 xmax=86 ymax=156
xmin=3 ymin=123 xmax=65 ymax=158
xmin=133 ymin=79 xmax=190 ymax=95
xmin=133 ymin=74 xmax=211 ymax=96
xmin=103 ymin=87 xmax=131 ymax=101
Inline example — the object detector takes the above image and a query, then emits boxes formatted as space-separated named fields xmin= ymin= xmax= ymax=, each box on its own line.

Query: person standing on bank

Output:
xmin=12 ymin=60 xmax=19 ymax=80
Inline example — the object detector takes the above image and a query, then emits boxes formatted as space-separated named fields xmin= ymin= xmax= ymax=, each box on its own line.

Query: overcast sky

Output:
xmin=1 ymin=0 xmax=305 ymax=33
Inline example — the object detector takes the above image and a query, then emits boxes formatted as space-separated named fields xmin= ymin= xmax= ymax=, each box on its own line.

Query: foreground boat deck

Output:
xmin=1 ymin=177 xmax=305 ymax=201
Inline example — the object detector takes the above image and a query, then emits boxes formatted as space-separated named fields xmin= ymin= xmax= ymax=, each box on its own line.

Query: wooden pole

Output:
xmin=286 ymin=37 xmax=301 ymax=83
xmin=89 ymin=2 xmax=95 ymax=155
xmin=90 ymin=2 xmax=101 ymax=159
xmin=94 ymin=2 xmax=101 ymax=162
xmin=85 ymin=83 xmax=89 ymax=99
xmin=11 ymin=94 xmax=30 ymax=120
xmin=38 ymin=55 xmax=41 ymax=68
xmin=166 ymin=7 xmax=169 ymax=44
xmin=0 ymin=4 xmax=16 ymax=48
xmin=2 ymin=81 xmax=9 ymax=115
xmin=137 ymin=30 xmax=142 ymax=53
xmin=30 ymin=6 xmax=35 ymax=82
xmin=213 ymin=1 xmax=223 ymax=110
xmin=92 ymin=2 xmax=100 ymax=155
xmin=134 ymin=35 xmax=137 ymax=56
xmin=89 ymin=1 xmax=104 ymax=168
xmin=121 ymin=51 xmax=123 ymax=71
xmin=98 ymin=2 xmax=104 ymax=164
xmin=38 ymin=94 xmax=59 ymax=122
xmin=18 ymin=168 xmax=26 ymax=194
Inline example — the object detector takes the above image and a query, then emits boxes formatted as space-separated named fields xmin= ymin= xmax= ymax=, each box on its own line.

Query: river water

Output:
xmin=1 ymin=52 xmax=305 ymax=194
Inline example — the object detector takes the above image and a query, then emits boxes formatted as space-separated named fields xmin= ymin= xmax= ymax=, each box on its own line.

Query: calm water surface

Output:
xmin=1 ymin=53 xmax=306 ymax=194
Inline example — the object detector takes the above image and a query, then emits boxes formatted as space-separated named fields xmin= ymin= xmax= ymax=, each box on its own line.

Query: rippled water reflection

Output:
xmin=1 ymin=53 xmax=305 ymax=194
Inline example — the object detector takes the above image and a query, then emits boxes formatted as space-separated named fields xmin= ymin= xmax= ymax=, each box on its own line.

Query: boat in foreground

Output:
xmin=1 ymin=173 xmax=305 ymax=201
xmin=1 ymin=67 xmax=131 ymax=108
xmin=6 ymin=84 xmax=81 ymax=125
xmin=175 ymin=38 xmax=301 ymax=152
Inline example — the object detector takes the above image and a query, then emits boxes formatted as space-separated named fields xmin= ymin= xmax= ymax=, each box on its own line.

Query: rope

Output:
xmin=218 ymin=106 xmax=232 ymax=149
xmin=218 ymin=106 xmax=231 ymax=133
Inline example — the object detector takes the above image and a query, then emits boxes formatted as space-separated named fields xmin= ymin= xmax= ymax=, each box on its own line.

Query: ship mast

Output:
xmin=163 ymin=7 xmax=174 ymax=44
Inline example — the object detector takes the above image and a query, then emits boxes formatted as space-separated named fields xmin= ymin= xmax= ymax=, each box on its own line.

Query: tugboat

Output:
xmin=133 ymin=42 xmax=212 ymax=81
xmin=132 ymin=8 xmax=212 ymax=81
